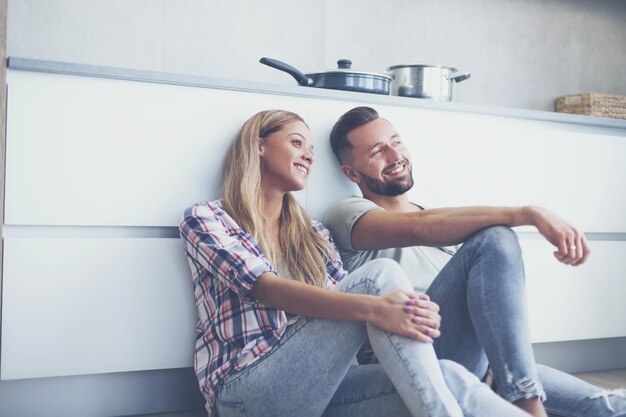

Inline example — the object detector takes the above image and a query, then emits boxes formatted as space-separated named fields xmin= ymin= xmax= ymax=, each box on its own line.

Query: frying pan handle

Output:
xmin=448 ymin=72 xmax=471 ymax=83
xmin=259 ymin=57 xmax=313 ymax=86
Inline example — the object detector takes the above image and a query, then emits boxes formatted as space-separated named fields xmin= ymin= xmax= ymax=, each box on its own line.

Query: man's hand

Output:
xmin=525 ymin=206 xmax=591 ymax=266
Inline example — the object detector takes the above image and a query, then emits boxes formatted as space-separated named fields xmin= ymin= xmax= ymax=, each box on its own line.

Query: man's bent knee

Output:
xmin=468 ymin=226 xmax=521 ymax=259
xmin=351 ymin=258 xmax=412 ymax=294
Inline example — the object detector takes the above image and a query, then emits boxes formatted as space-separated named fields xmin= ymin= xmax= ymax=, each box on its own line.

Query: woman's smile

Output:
xmin=294 ymin=162 xmax=310 ymax=176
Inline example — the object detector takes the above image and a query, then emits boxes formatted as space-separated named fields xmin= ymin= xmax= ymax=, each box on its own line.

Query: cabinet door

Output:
xmin=1 ymin=238 xmax=196 ymax=379
xmin=4 ymin=70 xmax=310 ymax=227
xmin=388 ymin=107 xmax=626 ymax=234
xmin=522 ymin=238 xmax=626 ymax=343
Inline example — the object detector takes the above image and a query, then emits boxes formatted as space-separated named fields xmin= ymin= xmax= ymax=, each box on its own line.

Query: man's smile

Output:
xmin=382 ymin=161 xmax=408 ymax=177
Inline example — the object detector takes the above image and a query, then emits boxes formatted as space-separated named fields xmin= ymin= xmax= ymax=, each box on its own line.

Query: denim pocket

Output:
xmin=215 ymin=399 xmax=250 ymax=417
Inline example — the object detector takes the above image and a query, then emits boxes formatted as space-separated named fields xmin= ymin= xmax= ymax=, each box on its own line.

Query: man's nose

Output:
xmin=387 ymin=145 xmax=402 ymax=161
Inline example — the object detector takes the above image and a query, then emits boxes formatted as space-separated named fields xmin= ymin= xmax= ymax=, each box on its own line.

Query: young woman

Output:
xmin=179 ymin=110 xmax=531 ymax=417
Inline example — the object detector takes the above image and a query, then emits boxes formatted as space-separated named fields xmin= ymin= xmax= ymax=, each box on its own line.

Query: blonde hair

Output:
xmin=221 ymin=110 xmax=330 ymax=287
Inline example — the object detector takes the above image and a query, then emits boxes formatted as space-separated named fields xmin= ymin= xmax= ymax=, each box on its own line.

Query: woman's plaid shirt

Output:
xmin=179 ymin=200 xmax=347 ymax=414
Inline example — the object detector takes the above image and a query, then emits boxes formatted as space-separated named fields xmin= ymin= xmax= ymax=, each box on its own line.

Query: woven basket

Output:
xmin=556 ymin=93 xmax=626 ymax=120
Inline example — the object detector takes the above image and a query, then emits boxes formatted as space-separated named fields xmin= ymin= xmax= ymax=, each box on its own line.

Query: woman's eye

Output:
xmin=292 ymin=139 xmax=302 ymax=147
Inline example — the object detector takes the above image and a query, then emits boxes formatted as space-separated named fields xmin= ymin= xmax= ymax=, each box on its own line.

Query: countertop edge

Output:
xmin=7 ymin=57 xmax=626 ymax=130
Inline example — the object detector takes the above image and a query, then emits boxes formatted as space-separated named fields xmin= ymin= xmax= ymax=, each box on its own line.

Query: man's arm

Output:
xmin=351 ymin=205 xmax=590 ymax=266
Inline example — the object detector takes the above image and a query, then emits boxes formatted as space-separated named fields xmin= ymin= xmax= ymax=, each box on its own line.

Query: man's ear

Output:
xmin=341 ymin=165 xmax=361 ymax=184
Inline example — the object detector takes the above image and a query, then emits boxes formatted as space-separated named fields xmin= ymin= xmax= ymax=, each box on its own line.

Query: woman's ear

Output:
xmin=257 ymin=137 xmax=265 ymax=155
xmin=341 ymin=165 xmax=361 ymax=184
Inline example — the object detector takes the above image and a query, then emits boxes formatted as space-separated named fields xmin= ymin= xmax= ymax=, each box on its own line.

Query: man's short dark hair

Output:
xmin=330 ymin=106 xmax=379 ymax=164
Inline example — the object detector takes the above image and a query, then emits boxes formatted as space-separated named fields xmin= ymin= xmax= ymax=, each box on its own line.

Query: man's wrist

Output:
xmin=520 ymin=206 xmax=538 ymax=226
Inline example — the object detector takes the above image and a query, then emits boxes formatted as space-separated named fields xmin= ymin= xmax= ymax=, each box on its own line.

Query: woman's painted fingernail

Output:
xmin=412 ymin=316 xmax=422 ymax=323
xmin=403 ymin=306 xmax=412 ymax=313
xmin=405 ymin=299 xmax=415 ymax=306
xmin=419 ymin=294 xmax=430 ymax=301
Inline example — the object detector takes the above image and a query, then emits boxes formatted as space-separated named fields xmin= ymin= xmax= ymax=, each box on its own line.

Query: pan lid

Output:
xmin=308 ymin=59 xmax=391 ymax=80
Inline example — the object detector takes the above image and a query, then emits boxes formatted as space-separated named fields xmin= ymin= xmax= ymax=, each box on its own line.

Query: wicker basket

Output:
xmin=556 ymin=92 xmax=626 ymax=120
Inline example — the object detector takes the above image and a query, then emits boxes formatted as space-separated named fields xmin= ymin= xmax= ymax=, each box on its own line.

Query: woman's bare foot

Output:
xmin=513 ymin=397 xmax=548 ymax=417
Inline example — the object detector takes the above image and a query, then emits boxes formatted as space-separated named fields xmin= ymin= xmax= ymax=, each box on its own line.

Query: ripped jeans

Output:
xmin=425 ymin=226 xmax=626 ymax=416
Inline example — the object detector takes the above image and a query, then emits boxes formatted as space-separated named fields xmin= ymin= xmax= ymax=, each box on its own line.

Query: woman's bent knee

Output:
xmin=439 ymin=359 xmax=482 ymax=388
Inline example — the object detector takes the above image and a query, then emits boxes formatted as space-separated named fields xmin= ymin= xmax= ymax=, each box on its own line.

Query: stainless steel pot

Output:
xmin=387 ymin=64 xmax=470 ymax=101
xmin=260 ymin=57 xmax=391 ymax=95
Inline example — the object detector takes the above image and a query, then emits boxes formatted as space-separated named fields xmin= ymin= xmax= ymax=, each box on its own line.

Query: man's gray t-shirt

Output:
xmin=324 ymin=197 xmax=455 ymax=293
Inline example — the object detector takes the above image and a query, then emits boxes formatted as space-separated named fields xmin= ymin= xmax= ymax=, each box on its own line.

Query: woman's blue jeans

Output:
xmin=424 ymin=225 xmax=626 ymax=416
xmin=215 ymin=258 xmax=531 ymax=417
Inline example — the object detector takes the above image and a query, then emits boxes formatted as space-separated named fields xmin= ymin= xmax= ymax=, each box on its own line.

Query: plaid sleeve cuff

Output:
xmin=228 ymin=255 xmax=275 ymax=300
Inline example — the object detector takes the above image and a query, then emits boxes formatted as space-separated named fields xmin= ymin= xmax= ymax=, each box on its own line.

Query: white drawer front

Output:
xmin=1 ymin=237 xmax=196 ymax=379
xmin=521 ymin=238 xmax=626 ymax=343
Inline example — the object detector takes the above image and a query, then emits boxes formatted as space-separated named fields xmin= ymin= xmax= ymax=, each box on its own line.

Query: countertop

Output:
xmin=7 ymin=57 xmax=626 ymax=131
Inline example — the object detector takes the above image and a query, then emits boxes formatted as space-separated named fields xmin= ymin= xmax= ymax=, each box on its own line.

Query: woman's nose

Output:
xmin=303 ymin=147 xmax=314 ymax=164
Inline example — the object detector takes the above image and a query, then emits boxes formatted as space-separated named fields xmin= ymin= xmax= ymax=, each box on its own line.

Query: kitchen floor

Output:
xmin=129 ymin=369 xmax=626 ymax=417
xmin=574 ymin=368 xmax=626 ymax=390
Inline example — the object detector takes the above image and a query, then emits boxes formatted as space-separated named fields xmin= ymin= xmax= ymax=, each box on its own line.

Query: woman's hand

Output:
xmin=368 ymin=289 xmax=441 ymax=343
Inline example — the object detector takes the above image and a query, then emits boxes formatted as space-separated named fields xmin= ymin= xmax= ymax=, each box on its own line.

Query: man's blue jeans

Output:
xmin=426 ymin=225 xmax=625 ymax=416
xmin=215 ymin=258 xmax=530 ymax=417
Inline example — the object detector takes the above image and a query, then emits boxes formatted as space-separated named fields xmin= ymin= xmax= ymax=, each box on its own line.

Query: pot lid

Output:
xmin=308 ymin=59 xmax=391 ymax=80
xmin=388 ymin=64 xmax=458 ymax=72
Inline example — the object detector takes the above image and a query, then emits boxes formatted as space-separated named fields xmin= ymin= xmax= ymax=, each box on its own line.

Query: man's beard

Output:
xmin=358 ymin=168 xmax=414 ymax=196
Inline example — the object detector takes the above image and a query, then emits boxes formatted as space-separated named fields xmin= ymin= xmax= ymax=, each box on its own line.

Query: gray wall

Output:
xmin=7 ymin=0 xmax=626 ymax=112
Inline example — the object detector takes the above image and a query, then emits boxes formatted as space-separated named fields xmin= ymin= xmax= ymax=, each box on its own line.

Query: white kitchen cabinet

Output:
xmin=2 ymin=60 xmax=625 ymax=380
xmin=6 ymin=70 xmax=626 ymax=230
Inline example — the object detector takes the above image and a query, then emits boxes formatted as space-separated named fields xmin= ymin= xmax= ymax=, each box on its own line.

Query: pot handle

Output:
xmin=259 ymin=57 xmax=313 ymax=86
xmin=448 ymin=72 xmax=471 ymax=83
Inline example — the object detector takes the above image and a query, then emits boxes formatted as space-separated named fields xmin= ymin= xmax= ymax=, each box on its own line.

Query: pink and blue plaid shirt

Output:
xmin=179 ymin=200 xmax=347 ymax=415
